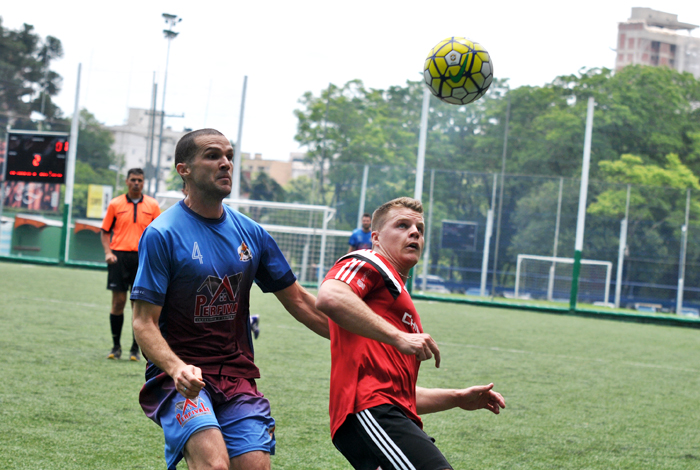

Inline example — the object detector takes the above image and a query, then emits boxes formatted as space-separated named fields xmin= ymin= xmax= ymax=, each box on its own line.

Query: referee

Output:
xmin=101 ymin=168 xmax=160 ymax=361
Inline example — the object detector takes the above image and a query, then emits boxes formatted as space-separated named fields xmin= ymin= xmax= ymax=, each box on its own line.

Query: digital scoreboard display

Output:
xmin=441 ymin=220 xmax=478 ymax=251
xmin=4 ymin=131 xmax=69 ymax=184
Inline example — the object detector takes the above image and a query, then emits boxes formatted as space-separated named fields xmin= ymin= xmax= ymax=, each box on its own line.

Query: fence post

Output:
xmin=570 ymin=97 xmax=595 ymax=311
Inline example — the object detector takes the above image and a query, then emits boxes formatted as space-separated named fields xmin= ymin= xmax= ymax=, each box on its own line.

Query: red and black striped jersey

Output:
xmin=323 ymin=249 xmax=424 ymax=439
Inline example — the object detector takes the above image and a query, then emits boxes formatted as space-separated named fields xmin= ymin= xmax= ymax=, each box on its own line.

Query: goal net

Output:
xmin=514 ymin=254 xmax=612 ymax=304
xmin=156 ymin=192 xmax=352 ymax=286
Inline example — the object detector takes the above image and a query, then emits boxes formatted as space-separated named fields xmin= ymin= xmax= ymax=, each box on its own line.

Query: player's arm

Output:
xmin=274 ymin=281 xmax=330 ymax=339
xmin=316 ymin=279 xmax=440 ymax=366
xmin=415 ymin=384 xmax=505 ymax=415
xmin=132 ymin=299 xmax=205 ymax=399
xmin=100 ymin=230 xmax=116 ymax=264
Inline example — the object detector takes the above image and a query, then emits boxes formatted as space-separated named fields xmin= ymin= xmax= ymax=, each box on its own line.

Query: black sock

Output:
xmin=130 ymin=333 xmax=139 ymax=354
xmin=110 ymin=314 xmax=124 ymax=349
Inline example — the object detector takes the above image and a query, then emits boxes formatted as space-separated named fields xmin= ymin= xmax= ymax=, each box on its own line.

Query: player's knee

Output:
xmin=185 ymin=451 xmax=229 ymax=470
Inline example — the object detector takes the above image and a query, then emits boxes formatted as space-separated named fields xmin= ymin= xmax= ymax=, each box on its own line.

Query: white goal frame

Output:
xmin=514 ymin=254 xmax=612 ymax=303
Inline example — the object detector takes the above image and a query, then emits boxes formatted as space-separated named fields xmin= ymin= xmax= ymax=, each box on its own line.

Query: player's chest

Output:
xmin=172 ymin=229 xmax=258 ymax=280
xmin=368 ymin=292 xmax=423 ymax=334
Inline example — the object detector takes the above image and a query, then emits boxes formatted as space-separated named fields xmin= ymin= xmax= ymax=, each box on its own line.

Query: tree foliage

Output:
xmin=294 ymin=66 xmax=700 ymax=298
xmin=0 ymin=17 xmax=64 ymax=128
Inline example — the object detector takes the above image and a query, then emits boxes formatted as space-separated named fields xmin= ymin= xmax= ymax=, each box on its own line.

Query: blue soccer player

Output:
xmin=131 ymin=129 xmax=329 ymax=470
xmin=348 ymin=213 xmax=372 ymax=253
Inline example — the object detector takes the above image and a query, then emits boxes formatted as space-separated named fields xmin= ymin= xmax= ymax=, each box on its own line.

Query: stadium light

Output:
xmin=153 ymin=13 xmax=181 ymax=196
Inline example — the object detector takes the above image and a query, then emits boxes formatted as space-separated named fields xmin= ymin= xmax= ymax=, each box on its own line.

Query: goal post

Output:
xmin=156 ymin=192 xmax=351 ymax=287
xmin=515 ymin=254 xmax=612 ymax=304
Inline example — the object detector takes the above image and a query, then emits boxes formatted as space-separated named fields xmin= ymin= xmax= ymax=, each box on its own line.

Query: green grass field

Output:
xmin=1 ymin=261 xmax=699 ymax=469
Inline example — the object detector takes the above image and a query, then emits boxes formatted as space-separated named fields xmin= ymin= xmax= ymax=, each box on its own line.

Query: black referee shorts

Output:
xmin=107 ymin=251 xmax=139 ymax=292
xmin=333 ymin=404 xmax=452 ymax=470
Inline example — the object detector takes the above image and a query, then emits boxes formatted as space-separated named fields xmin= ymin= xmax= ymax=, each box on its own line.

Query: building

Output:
xmin=107 ymin=108 xmax=188 ymax=194
xmin=241 ymin=153 xmax=293 ymax=187
xmin=615 ymin=8 xmax=700 ymax=79
xmin=108 ymin=109 xmax=314 ymax=196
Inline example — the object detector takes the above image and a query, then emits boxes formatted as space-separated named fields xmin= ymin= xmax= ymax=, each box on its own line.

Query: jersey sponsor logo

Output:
xmin=194 ymin=273 xmax=243 ymax=323
xmin=402 ymin=312 xmax=420 ymax=334
xmin=175 ymin=397 xmax=212 ymax=427
xmin=238 ymin=241 xmax=252 ymax=262
xmin=192 ymin=242 xmax=203 ymax=264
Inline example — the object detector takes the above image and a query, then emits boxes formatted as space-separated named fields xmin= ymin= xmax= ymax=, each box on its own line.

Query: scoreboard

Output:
xmin=4 ymin=131 xmax=69 ymax=184
xmin=441 ymin=220 xmax=478 ymax=251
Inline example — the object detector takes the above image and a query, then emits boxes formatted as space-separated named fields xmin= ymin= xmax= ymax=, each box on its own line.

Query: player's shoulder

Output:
xmin=224 ymin=205 xmax=267 ymax=234
xmin=337 ymin=250 xmax=403 ymax=298
xmin=143 ymin=201 xmax=185 ymax=231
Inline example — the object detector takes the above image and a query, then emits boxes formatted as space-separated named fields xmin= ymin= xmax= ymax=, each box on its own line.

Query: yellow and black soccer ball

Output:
xmin=423 ymin=37 xmax=493 ymax=105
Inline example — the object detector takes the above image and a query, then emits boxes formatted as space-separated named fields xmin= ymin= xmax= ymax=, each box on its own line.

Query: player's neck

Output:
xmin=374 ymin=248 xmax=412 ymax=282
xmin=183 ymin=192 xmax=224 ymax=219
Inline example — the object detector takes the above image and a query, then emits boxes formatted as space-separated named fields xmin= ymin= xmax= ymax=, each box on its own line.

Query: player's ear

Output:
xmin=176 ymin=162 xmax=190 ymax=179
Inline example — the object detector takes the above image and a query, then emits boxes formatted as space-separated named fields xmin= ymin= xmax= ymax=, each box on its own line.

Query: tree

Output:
xmin=76 ymin=109 xmax=118 ymax=171
xmin=0 ymin=18 xmax=64 ymax=129
xmin=249 ymin=171 xmax=285 ymax=202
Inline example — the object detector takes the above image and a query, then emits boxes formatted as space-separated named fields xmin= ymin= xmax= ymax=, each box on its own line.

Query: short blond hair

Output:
xmin=371 ymin=197 xmax=423 ymax=232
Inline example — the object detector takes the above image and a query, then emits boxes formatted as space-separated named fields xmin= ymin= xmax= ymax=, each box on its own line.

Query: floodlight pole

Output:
xmin=154 ymin=13 xmax=180 ymax=196
xmin=547 ymin=177 xmax=564 ymax=301
xmin=421 ymin=169 xmax=435 ymax=291
xmin=569 ymin=97 xmax=595 ymax=311
xmin=676 ymin=188 xmax=691 ymax=314
xmin=357 ymin=164 xmax=369 ymax=228
xmin=146 ymin=75 xmax=158 ymax=195
xmin=480 ymin=174 xmax=497 ymax=296
xmin=0 ymin=126 xmax=9 ymax=234
xmin=408 ymin=87 xmax=431 ymax=294
xmin=231 ymin=75 xmax=248 ymax=207
xmin=491 ymin=94 xmax=511 ymax=299
xmin=614 ymin=185 xmax=631 ymax=308
xmin=59 ymin=63 xmax=81 ymax=264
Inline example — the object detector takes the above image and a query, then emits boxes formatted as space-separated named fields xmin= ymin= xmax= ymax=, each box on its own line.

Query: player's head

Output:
xmin=175 ymin=129 xmax=233 ymax=199
xmin=371 ymin=197 xmax=424 ymax=273
xmin=361 ymin=213 xmax=371 ymax=231
xmin=175 ymin=129 xmax=226 ymax=167
xmin=371 ymin=198 xmax=423 ymax=232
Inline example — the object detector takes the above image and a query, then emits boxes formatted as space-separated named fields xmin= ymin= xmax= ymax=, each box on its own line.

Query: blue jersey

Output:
xmin=132 ymin=200 xmax=295 ymax=380
xmin=348 ymin=228 xmax=372 ymax=250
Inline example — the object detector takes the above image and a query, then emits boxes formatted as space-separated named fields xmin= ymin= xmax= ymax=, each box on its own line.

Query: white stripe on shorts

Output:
xmin=357 ymin=410 xmax=416 ymax=470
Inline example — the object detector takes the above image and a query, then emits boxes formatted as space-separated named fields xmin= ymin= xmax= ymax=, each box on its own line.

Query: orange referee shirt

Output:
xmin=100 ymin=194 xmax=161 ymax=252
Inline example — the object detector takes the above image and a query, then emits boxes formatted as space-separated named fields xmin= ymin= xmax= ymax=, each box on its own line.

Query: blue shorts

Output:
xmin=141 ymin=374 xmax=276 ymax=469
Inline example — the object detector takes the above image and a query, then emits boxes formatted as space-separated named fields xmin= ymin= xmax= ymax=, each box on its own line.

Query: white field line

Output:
xmin=439 ymin=342 xmax=699 ymax=373
xmin=25 ymin=297 xmax=104 ymax=309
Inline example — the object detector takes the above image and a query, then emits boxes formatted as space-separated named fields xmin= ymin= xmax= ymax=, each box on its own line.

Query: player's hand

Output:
xmin=105 ymin=253 xmax=117 ymax=264
xmin=457 ymin=383 xmax=506 ymax=414
xmin=173 ymin=364 xmax=206 ymax=400
xmin=396 ymin=332 xmax=441 ymax=368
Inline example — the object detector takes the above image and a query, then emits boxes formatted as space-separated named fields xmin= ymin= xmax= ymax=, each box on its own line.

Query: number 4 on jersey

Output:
xmin=192 ymin=242 xmax=203 ymax=264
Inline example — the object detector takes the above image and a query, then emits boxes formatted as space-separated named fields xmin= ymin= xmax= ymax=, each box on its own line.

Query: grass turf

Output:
xmin=0 ymin=261 xmax=698 ymax=469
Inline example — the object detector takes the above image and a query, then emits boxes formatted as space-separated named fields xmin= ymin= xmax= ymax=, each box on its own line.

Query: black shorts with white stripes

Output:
xmin=332 ymin=404 xmax=453 ymax=470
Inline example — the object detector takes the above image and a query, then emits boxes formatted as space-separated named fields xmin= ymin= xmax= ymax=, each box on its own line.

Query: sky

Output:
xmin=3 ymin=0 xmax=698 ymax=161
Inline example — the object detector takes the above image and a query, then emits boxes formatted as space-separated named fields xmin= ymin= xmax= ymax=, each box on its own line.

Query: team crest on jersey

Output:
xmin=238 ymin=241 xmax=252 ymax=261
xmin=175 ymin=397 xmax=212 ymax=427
xmin=194 ymin=273 xmax=243 ymax=323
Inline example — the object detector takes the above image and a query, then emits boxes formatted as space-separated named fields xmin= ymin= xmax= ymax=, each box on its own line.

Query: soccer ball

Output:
xmin=423 ymin=37 xmax=493 ymax=105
